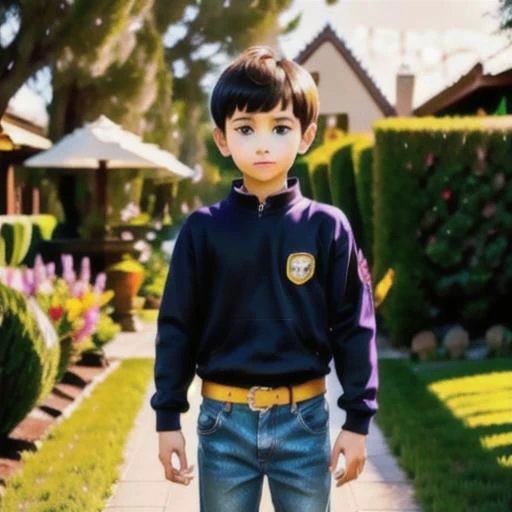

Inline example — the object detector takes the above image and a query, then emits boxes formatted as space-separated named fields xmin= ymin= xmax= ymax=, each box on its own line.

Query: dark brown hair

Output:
xmin=209 ymin=45 xmax=319 ymax=135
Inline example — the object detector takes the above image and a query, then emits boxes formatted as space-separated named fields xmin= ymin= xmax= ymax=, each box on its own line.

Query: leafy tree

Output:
xmin=498 ymin=0 xmax=512 ymax=31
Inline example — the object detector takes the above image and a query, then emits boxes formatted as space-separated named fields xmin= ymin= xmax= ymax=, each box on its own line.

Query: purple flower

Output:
xmin=33 ymin=255 xmax=47 ymax=292
xmin=46 ymin=262 xmax=56 ymax=280
xmin=62 ymin=254 xmax=76 ymax=286
xmin=79 ymin=257 xmax=91 ymax=285
xmin=22 ymin=268 xmax=35 ymax=296
xmin=94 ymin=272 xmax=107 ymax=293
xmin=74 ymin=306 xmax=100 ymax=342
xmin=71 ymin=280 xmax=87 ymax=298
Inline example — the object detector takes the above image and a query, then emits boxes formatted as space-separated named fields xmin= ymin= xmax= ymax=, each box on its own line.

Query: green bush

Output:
xmin=289 ymin=158 xmax=314 ymax=198
xmin=353 ymin=141 xmax=375 ymax=266
xmin=0 ymin=216 xmax=32 ymax=266
xmin=0 ymin=283 xmax=60 ymax=436
xmin=329 ymin=143 xmax=364 ymax=246
xmin=373 ymin=116 xmax=512 ymax=346
xmin=0 ymin=214 xmax=57 ymax=267
xmin=310 ymin=163 xmax=332 ymax=203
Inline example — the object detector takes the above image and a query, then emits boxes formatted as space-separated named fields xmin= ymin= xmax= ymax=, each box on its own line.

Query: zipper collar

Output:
xmin=227 ymin=176 xmax=304 ymax=217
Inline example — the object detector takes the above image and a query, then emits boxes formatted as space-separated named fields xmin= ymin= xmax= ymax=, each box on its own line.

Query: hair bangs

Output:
xmin=210 ymin=46 xmax=319 ymax=135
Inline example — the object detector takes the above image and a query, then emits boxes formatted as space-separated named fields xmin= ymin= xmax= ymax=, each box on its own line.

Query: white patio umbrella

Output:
xmin=23 ymin=115 xmax=195 ymax=234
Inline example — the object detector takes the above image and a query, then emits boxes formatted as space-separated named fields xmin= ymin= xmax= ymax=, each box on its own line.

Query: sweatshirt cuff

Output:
xmin=341 ymin=409 xmax=373 ymax=435
xmin=156 ymin=410 xmax=181 ymax=432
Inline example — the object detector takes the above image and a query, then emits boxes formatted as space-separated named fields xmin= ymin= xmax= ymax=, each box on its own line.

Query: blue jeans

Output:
xmin=196 ymin=392 xmax=331 ymax=512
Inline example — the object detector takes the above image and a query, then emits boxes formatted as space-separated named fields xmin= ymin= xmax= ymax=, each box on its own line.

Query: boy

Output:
xmin=150 ymin=45 xmax=379 ymax=511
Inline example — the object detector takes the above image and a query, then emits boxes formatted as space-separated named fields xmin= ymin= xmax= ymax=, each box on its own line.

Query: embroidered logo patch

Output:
xmin=357 ymin=248 xmax=372 ymax=288
xmin=286 ymin=252 xmax=315 ymax=285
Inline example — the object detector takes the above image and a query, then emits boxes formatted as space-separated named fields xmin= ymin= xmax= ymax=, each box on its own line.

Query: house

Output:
xmin=292 ymin=23 xmax=512 ymax=131
xmin=293 ymin=24 xmax=396 ymax=133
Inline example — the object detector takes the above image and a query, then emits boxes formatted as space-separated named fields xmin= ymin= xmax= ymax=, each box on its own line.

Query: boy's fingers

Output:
xmin=336 ymin=459 xmax=358 ymax=487
xmin=329 ymin=442 xmax=346 ymax=474
xmin=178 ymin=449 xmax=189 ymax=474
xmin=170 ymin=467 xmax=194 ymax=485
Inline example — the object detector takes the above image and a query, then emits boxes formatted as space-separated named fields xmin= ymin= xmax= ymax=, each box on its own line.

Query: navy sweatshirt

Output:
xmin=150 ymin=175 xmax=379 ymax=435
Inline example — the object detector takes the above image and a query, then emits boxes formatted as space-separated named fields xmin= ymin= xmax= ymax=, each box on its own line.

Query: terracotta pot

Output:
xmin=105 ymin=270 xmax=145 ymax=331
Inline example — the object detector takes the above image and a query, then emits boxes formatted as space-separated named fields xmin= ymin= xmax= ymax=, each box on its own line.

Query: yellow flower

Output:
xmin=99 ymin=290 xmax=114 ymax=307
xmin=65 ymin=298 xmax=82 ymax=322
xmin=81 ymin=290 xmax=97 ymax=310
xmin=51 ymin=294 xmax=62 ymax=308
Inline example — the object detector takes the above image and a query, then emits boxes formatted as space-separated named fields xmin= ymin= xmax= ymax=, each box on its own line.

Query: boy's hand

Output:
xmin=329 ymin=429 xmax=367 ymax=487
xmin=158 ymin=431 xmax=195 ymax=485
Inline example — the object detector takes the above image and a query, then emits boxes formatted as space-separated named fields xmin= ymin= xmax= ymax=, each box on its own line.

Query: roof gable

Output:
xmin=294 ymin=23 xmax=396 ymax=116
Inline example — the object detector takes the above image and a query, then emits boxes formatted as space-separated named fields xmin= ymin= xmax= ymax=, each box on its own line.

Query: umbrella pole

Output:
xmin=97 ymin=159 xmax=109 ymax=237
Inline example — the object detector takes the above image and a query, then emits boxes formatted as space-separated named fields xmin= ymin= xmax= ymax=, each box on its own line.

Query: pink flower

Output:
xmin=62 ymin=254 xmax=76 ymax=286
xmin=442 ymin=189 xmax=452 ymax=201
xmin=94 ymin=273 xmax=106 ymax=294
xmin=425 ymin=152 xmax=434 ymax=167
xmin=74 ymin=306 xmax=100 ymax=342
xmin=79 ymin=257 xmax=91 ymax=285
xmin=71 ymin=280 xmax=87 ymax=298
xmin=22 ymin=268 xmax=35 ymax=296
xmin=46 ymin=261 xmax=56 ymax=279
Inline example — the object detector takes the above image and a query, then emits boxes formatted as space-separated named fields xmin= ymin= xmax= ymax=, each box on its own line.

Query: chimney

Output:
xmin=396 ymin=63 xmax=415 ymax=116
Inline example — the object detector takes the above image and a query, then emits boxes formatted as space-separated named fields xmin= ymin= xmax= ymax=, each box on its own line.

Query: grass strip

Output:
xmin=1 ymin=358 xmax=154 ymax=512
xmin=375 ymin=358 xmax=512 ymax=512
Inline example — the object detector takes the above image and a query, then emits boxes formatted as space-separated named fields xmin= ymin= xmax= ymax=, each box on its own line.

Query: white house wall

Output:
xmin=300 ymin=40 xmax=386 ymax=133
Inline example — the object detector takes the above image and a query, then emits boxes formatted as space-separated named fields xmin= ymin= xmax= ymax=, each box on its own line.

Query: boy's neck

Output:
xmin=240 ymin=174 xmax=288 ymax=203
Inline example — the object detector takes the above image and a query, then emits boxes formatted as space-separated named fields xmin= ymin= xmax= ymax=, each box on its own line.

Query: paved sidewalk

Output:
xmin=102 ymin=325 xmax=421 ymax=512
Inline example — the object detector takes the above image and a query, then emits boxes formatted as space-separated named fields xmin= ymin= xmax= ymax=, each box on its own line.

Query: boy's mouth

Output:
xmin=253 ymin=161 xmax=276 ymax=165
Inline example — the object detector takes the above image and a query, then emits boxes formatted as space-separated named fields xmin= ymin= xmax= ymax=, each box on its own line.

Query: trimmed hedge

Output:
xmin=329 ymin=142 xmax=365 ymax=247
xmin=289 ymin=158 xmax=314 ymax=198
xmin=372 ymin=116 xmax=512 ymax=346
xmin=0 ymin=214 xmax=57 ymax=267
xmin=309 ymin=163 xmax=333 ymax=204
xmin=352 ymin=140 xmax=375 ymax=267
xmin=0 ymin=283 xmax=60 ymax=436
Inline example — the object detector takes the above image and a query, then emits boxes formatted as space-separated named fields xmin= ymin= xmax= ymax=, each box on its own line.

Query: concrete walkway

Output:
xmin=102 ymin=324 xmax=421 ymax=512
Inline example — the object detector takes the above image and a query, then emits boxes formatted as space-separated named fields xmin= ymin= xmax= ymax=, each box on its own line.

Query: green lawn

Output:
xmin=1 ymin=358 xmax=153 ymax=512
xmin=375 ymin=357 xmax=512 ymax=512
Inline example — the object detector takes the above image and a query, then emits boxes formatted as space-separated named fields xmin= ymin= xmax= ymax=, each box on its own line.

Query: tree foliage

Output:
xmin=498 ymin=0 xmax=512 ymax=31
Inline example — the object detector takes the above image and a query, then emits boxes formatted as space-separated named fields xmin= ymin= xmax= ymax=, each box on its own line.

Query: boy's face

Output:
xmin=212 ymin=101 xmax=317 ymax=184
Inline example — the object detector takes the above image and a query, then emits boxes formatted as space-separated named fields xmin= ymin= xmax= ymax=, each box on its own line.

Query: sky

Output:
xmin=280 ymin=0 xmax=504 ymax=59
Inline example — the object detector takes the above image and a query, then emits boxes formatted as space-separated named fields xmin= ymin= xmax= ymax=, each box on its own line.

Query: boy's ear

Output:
xmin=298 ymin=122 xmax=318 ymax=155
xmin=212 ymin=127 xmax=231 ymax=157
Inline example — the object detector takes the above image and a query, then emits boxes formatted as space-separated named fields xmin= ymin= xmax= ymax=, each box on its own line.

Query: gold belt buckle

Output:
xmin=247 ymin=386 xmax=273 ymax=412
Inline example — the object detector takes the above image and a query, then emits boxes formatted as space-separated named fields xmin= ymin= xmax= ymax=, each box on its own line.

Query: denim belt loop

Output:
xmin=287 ymin=384 xmax=298 ymax=413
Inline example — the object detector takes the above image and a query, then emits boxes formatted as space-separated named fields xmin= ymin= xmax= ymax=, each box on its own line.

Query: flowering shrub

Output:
xmin=0 ymin=254 xmax=115 ymax=381
xmin=0 ymin=254 xmax=113 ymax=344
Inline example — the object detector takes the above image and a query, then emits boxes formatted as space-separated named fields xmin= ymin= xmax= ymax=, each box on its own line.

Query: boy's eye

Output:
xmin=274 ymin=125 xmax=291 ymax=135
xmin=235 ymin=125 xmax=291 ymax=135
xmin=236 ymin=126 xmax=253 ymax=135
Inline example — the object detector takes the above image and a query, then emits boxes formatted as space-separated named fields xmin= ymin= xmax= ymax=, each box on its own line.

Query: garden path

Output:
xmin=101 ymin=324 xmax=421 ymax=512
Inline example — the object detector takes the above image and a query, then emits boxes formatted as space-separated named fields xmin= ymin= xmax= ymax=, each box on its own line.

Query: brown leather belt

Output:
xmin=201 ymin=376 xmax=326 ymax=412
